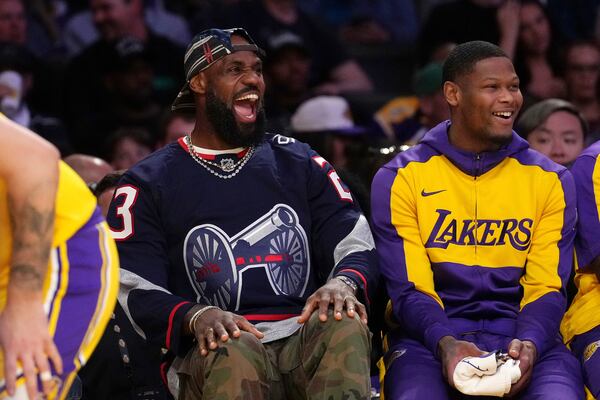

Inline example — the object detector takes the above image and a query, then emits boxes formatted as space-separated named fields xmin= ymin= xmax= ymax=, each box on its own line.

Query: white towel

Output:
xmin=452 ymin=352 xmax=521 ymax=397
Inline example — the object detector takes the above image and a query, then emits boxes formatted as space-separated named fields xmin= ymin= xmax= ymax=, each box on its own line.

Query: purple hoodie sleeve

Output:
xmin=371 ymin=166 xmax=455 ymax=357
xmin=571 ymin=152 xmax=600 ymax=268
xmin=515 ymin=169 xmax=576 ymax=355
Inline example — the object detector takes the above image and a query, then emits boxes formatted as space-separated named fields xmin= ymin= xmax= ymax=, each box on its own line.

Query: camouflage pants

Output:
xmin=177 ymin=310 xmax=371 ymax=400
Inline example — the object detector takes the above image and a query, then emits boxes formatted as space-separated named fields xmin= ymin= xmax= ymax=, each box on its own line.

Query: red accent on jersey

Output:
xmin=166 ymin=301 xmax=191 ymax=349
xmin=311 ymin=155 xmax=327 ymax=168
xmin=339 ymin=268 xmax=370 ymax=304
xmin=177 ymin=136 xmax=188 ymax=151
xmin=160 ymin=361 xmax=168 ymax=386
xmin=264 ymin=255 xmax=284 ymax=262
xmin=177 ymin=137 xmax=250 ymax=160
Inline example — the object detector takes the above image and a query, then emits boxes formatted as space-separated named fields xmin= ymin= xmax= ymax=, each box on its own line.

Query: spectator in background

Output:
xmin=263 ymin=31 xmax=312 ymax=134
xmin=92 ymin=169 xmax=123 ymax=216
xmin=512 ymin=0 xmax=566 ymax=101
xmin=290 ymin=95 xmax=373 ymax=194
xmin=299 ymin=0 xmax=419 ymax=46
xmin=0 ymin=0 xmax=63 ymax=115
xmin=62 ymin=0 xmax=191 ymax=56
xmin=517 ymin=99 xmax=587 ymax=167
xmin=155 ymin=111 xmax=195 ymax=149
xmin=0 ymin=0 xmax=58 ymax=57
xmin=430 ymin=41 xmax=457 ymax=64
xmin=64 ymin=0 xmax=183 ymax=135
xmin=419 ymin=0 xmax=521 ymax=65
xmin=223 ymin=0 xmax=373 ymax=95
xmin=0 ymin=0 xmax=25 ymax=45
xmin=70 ymin=36 xmax=162 ymax=155
xmin=546 ymin=0 xmax=599 ymax=42
xmin=63 ymin=153 xmax=114 ymax=186
xmin=105 ymin=127 xmax=153 ymax=170
xmin=374 ymin=62 xmax=449 ymax=144
xmin=563 ymin=40 xmax=600 ymax=143
xmin=0 ymin=42 xmax=71 ymax=154
xmin=291 ymin=95 xmax=370 ymax=169
xmin=185 ymin=0 xmax=242 ymax=35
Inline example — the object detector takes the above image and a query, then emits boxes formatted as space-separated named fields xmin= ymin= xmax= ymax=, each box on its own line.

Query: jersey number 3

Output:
xmin=110 ymin=185 xmax=139 ymax=240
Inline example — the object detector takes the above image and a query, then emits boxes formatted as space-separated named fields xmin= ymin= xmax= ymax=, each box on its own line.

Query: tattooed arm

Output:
xmin=0 ymin=117 xmax=63 ymax=398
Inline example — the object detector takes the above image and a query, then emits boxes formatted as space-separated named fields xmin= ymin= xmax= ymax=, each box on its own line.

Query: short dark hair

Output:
xmin=443 ymin=41 xmax=508 ymax=83
xmin=158 ymin=110 xmax=195 ymax=142
xmin=563 ymin=39 xmax=600 ymax=67
xmin=93 ymin=170 xmax=126 ymax=197
xmin=105 ymin=127 xmax=155 ymax=161
xmin=516 ymin=98 xmax=589 ymax=139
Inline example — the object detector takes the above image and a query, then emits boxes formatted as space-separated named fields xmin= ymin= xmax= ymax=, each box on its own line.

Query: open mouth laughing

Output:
xmin=233 ymin=92 xmax=260 ymax=123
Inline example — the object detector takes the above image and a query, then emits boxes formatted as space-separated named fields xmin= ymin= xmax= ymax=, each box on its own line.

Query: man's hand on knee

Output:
xmin=297 ymin=277 xmax=367 ymax=325
xmin=186 ymin=306 xmax=264 ymax=356
xmin=505 ymin=339 xmax=537 ymax=397
xmin=438 ymin=336 xmax=487 ymax=388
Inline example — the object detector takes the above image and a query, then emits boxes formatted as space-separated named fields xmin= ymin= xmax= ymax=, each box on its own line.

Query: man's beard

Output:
xmin=205 ymin=90 xmax=266 ymax=147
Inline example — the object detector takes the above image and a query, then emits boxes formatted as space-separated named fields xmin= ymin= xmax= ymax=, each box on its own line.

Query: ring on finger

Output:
xmin=40 ymin=371 xmax=53 ymax=382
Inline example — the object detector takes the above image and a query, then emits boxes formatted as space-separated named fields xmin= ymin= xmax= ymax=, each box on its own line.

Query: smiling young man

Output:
xmin=371 ymin=41 xmax=584 ymax=399
xmin=106 ymin=28 xmax=377 ymax=399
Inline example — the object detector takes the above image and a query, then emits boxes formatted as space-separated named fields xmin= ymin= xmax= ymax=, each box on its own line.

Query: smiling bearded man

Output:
xmin=105 ymin=28 xmax=378 ymax=400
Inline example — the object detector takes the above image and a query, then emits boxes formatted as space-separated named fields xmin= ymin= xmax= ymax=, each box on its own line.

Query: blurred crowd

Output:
xmin=2 ymin=0 xmax=599 ymax=195
xmin=4 ymin=1 xmax=600 ymax=398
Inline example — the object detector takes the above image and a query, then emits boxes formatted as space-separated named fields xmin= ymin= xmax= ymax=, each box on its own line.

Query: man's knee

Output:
xmin=524 ymin=343 xmax=585 ymax=400
xmin=185 ymin=331 xmax=269 ymax=377
xmin=383 ymin=338 xmax=448 ymax=399
xmin=298 ymin=311 xmax=370 ymax=375
xmin=304 ymin=310 xmax=370 ymax=348
xmin=181 ymin=332 xmax=271 ymax=399
xmin=210 ymin=331 xmax=268 ymax=368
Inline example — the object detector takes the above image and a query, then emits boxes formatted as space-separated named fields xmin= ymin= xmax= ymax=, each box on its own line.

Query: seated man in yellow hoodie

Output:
xmin=561 ymin=139 xmax=600 ymax=399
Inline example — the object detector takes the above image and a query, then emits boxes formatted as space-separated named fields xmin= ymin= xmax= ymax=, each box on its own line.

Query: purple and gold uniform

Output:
xmin=561 ymin=140 xmax=600 ymax=399
xmin=371 ymin=122 xmax=583 ymax=399
xmin=0 ymin=161 xmax=119 ymax=399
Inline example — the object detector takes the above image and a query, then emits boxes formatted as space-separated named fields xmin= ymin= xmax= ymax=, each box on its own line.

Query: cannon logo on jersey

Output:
xmin=424 ymin=208 xmax=533 ymax=251
xmin=183 ymin=204 xmax=310 ymax=310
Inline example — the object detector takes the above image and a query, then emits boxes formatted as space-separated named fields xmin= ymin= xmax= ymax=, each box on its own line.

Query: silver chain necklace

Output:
xmin=184 ymin=135 xmax=255 ymax=179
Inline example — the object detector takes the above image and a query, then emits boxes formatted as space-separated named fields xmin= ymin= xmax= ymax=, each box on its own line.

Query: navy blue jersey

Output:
xmin=107 ymin=134 xmax=378 ymax=356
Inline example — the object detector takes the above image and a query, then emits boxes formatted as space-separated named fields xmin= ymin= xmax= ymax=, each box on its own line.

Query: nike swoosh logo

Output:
xmin=421 ymin=189 xmax=446 ymax=197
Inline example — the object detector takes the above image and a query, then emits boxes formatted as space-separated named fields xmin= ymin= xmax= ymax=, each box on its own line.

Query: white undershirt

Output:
xmin=191 ymin=144 xmax=246 ymax=155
